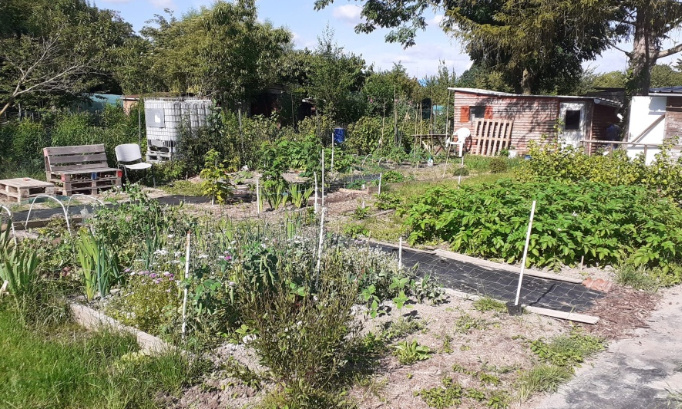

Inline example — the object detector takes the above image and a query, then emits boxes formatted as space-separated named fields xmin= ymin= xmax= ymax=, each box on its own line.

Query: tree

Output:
xmin=314 ymin=0 xmax=682 ymax=96
xmin=305 ymin=27 xmax=368 ymax=124
xmin=0 ymin=0 xmax=134 ymax=116
xmin=362 ymin=63 xmax=419 ymax=116
xmin=139 ymin=0 xmax=291 ymax=106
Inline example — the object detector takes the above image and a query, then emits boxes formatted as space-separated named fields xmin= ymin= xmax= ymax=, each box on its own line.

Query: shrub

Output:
xmin=382 ymin=170 xmax=405 ymax=183
xmin=453 ymin=166 xmax=469 ymax=176
xmin=403 ymin=179 xmax=682 ymax=279
xmin=375 ymin=192 xmax=402 ymax=210
xmin=488 ymin=157 xmax=508 ymax=173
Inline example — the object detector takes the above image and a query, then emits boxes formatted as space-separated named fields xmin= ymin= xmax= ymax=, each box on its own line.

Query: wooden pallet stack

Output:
xmin=0 ymin=178 xmax=55 ymax=203
xmin=43 ymin=144 xmax=122 ymax=196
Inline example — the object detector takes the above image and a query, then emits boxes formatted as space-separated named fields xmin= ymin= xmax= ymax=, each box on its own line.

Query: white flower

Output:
xmin=154 ymin=249 xmax=168 ymax=256
xmin=228 ymin=281 xmax=236 ymax=287
xmin=167 ymin=234 xmax=175 ymax=238
xmin=242 ymin=334 xmax=256 ymax=344
xmin=198 ymin=254 xmax=208 ymax=259
xmin=174 ymin=251 xmax=182 ymax=258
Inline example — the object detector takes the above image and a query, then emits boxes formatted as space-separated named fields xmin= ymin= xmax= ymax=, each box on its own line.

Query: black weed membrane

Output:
xmin=365 ymin=242 xmax=603 ymax=313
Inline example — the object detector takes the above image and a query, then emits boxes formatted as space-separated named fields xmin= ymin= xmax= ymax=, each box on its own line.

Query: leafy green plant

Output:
xmin=200 ymin=149 xmax=232 ymax=204
xmin=453 ymin=166 xmax=469 ymax=176
xmin=289 ymin=183 xmax=313 ymax=208
xmin=353 ymin=205 xmax=370 ymax=220
xmin=489 ymin=157 xmax=508 ymax=173
xmin=530 ymin=330 xmax=605 ymax=367
xmin=343 ymin=223 xmax=368 ymax=238
xmin=75 ymin=229 xmax=120 ymax=301
xmin=390 ymin=276 xmax=410 ymax=311
xmin=382 ymin=170 xmax=405 ymax=183
xmin=517 ymin=364 xmax=573 ymax=401
xmin=404 ymin=179 xmax=682 ymax=280
xmin=393 ymin=340 xmax=431 ymax=364
xmin=375 ymin=192 xmax=402 ymax=210
xmin=0 ymin=244 xmax=39 ymax=298
xmin=380 ymin=317 xmax=425 ymax=341
xmin=411 ymin=275 xmax=446 ymax=305
xmin=415 ymin=377 xmax=463 ymax=408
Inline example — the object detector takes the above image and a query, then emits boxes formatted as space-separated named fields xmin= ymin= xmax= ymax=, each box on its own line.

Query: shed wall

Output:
xmin=453 ymin=92 xmax=559 ymax=152
xmin=665 ymin=97 xmax=682 ymax=139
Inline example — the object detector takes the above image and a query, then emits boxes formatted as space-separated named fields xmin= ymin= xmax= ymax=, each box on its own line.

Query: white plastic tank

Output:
xmin=144 ymin=98 xmax=212 ymax=161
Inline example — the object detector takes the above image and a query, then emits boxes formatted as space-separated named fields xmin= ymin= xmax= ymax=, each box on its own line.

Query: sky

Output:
xmin=95 ymin=0 xmax=678 ymax=80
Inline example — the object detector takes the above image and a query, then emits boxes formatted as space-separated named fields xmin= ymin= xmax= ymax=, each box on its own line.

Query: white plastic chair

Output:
xmin=115 ymin=143 xmax=153 ymax=184
xmin=446 ymin=127 xmax=471 ymax=157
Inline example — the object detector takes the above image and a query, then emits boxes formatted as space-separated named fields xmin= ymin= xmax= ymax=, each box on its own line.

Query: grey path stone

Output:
xmin=534 ymin=288 xmax=682 ymax=409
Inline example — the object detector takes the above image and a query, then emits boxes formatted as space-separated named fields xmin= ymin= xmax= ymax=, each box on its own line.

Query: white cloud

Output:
xmin=430 ymin=14 xmax=444 ymax=26
xmin=333 ymin=5 xmax=362 ymax=25
xmin=149 ymin=0 xmax=175 ymax=9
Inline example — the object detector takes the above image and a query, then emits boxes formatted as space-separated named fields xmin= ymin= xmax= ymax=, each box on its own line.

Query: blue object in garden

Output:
xmin=333 ymin=127 xmax=346 ymax=144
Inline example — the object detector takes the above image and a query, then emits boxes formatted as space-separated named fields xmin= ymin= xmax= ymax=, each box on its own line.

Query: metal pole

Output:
xmin=256 ymin=178 xmax=261 ymax=214
xmin=378 ymin=173 xmax=382 ymax=195
xmin=514 ymin=201 xmax=537 ymax=306
xmin=331 ymin=131 xmax=334 ymax=173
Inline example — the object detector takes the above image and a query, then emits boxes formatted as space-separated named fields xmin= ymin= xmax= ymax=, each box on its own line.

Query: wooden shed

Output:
xmin=449 ymin=88 xmax=622 ymax=154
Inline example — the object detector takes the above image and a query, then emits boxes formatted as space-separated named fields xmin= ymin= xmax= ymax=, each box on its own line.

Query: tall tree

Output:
xmin=314 ymin=0 xmax=682 ymax=95
xmin=0 ymin=0 xmax=134 ymax=116
xmin=139 ymin=0 xmax=291 ymax=106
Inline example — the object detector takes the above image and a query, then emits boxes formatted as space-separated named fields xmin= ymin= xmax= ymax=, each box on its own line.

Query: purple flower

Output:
xmin=124 ymin=268 xmax=131 ymax=273
xmin=224 ymin=255 xmax=232 ymax=261
xmin=150 ymin=273 xmax=158 ymax=279
xmin=154 ymin=279 xmax=161 ymax=284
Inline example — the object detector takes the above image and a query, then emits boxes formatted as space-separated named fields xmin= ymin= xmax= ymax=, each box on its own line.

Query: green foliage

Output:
xmin=75 ymin=229 xmax=120 ymax=301
xmin=453 ymin=166 xmax=470 ymax=176
xmin=343 ymin=223 xmax=368 ymax=239
xmin=375 ymin=192 xmax=402 ymax=210
xmin=382 ymin=170 xmax=405 ymax=183
xmin=289 ymin=183 xmax=313 ymax=208
xmin=0 ymin=234 xmax=39 ymax=298
xmin=615 ymin=263 xmax=661 ymax=291
xmin=517 ymin=364 xmax=573 ymax=401
xmin=473 ymin=297 xmax=507 ymax=313
xmin=411 ymin=275 xmax=447 ymax=305
xmin=200 ymin=149 xmax=232 ymax=204
xmin=488 ymin=157 xmax=508 ymax=174
xmin=404 ymin=179 xmax=682 ymax=277
xmin=530 ymin=330 xmax=605 ymax=367
xmin=393 ymin=339 xmax=432 ymax=365
xmin=455 ymin=314 xmax=489 ymax=334
xmin=0 ymin=306 xmax=200 ymax=409
xmin=380 ymin=317 xmax=426 ymax=341
xmin=415 ymin=377 xmax=463 ymax=408
xmin=353 ymin=205 xmax=370 ymax=220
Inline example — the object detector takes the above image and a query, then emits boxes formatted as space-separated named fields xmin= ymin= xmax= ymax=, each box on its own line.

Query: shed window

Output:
xmin=470 ymin=106 xmax=486 ymax=121
xmin=565 ymin=110 xmax=581 ymax=130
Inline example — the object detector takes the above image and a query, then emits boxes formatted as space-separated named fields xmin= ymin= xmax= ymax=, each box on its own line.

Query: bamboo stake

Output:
xmin=256 ymin=178 xmax=261 ymax=214
xmin=314 ymin=172 xmax=319 ymax=214
xmin=378 ymin=173 xmax=382 ymax=195
xmin=398 ymin=237 xmax=403 ymax=270
xmin=514 ymin=201 xmax=537 ymax=306
xmin=321 ymin=149 xmax=325 ymax=208
xmin=315 ymin=207 xmax=326 ymax=286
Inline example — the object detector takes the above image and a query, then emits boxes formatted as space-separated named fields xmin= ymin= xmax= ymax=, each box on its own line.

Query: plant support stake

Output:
xmin=181 ymin=231 xmax=191 ymax=343
xmin=378 ymin=173 xmax=382 ymax=195
xmin=315 ymin=207 xmax=326 ymax=286
xmin=256 ymin=177 xmax=261 ymax=214
xmin=398 ymin=237 xmax=403 ymax=270
xmin=321 ymin=149 xmax=325 ymax=208
xmin=458 ymin=156 xmax=464 ymax=186
xmin=314 ymin=172 xmax=318 ymax=214
xmin=514 ymin=201 xmax=537 ymax=306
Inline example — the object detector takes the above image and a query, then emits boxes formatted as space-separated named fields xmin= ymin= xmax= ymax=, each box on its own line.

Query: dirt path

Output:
xmin=532 ymin=286 xmax=682 ymax=409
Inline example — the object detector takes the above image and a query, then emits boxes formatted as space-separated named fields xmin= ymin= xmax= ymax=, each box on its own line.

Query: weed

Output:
xmin=530 ymin=330 xmax=605 ymax=367
xmin=489 ymin=158 xmax=508 ymax=173
xmin=415 ymin=377 xmax=463 ymax=408
xmin=478 ymin=372 xmax=501 ymax=386
xmin=455 ymin=313 xmax=489 ymax=334
xmin=343 ymin=223 xmax=368 ymax=238
xmin=375 ymin=192 xmax=402 ymax=210
xmin=517 ymin=364 xmax=573 ymax=401
xmin=439 ymin=333 xmax=453 ymax=353
xmin=466 ymin=387 xmax=486 ymax=401
xmin=223 ymin=357 xmax=263 ymax=391
xmin=393 ymin=340 xmax=432 ymax=365
xmin=453 ymin=166 xmax=469 ymax=176
xmin=353 ymin=205 xmax=370 ymax=220
xmin=487 ymin=390 xmax=510 ymax=408
xmin=381 ymin=317 xmax=425 ymax=341
xmin=616 ymin=263 xmax=660 ymax=291
xmin=473 ymin=296 xmax=507 ymax=313
xmin=411 ymin=274 xmax=447 ymax=305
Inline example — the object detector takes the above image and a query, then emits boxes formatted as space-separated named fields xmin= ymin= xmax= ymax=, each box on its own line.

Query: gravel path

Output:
xmin=533 ymin=287 xmax=682 ymax=409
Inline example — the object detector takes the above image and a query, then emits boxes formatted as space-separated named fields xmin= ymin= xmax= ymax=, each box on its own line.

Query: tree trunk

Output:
xmin=628 ymin=5 xmax=659 ymax=96
xmin=0 ymin=100 xmax=13 ymax=118
xmin=521 ymin=69 xmax=532 ymax=95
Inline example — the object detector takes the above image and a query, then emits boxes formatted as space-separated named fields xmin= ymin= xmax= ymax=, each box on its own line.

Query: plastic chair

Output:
xmin=446 ymin=127 xmax=471 ymax=157
xmin=115 ymin=143 xmax=153 ymax=185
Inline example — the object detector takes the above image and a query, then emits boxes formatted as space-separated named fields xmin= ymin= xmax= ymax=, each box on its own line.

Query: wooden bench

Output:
xmin=43 ymin=144 xmax=122 ymax=196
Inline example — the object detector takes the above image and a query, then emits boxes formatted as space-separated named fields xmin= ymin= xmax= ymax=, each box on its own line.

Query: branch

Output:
xmin=659 ymin=42 xmax=682 ymax=59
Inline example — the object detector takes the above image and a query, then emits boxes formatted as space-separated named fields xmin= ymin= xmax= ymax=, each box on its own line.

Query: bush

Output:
xmin=489 ymin=157 xmax=508 ymax=173
xmin=453 ymin=166 xmax=469 ymax=176
xmin=403 ymin=179 xmax=682 ymax=279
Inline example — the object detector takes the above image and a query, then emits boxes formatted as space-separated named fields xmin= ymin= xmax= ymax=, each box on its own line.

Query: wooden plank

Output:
xmin=524 ymin=306 xmax=600 ymax=324
xmin=48 ymin=153 xmax=108 ymax=165
xmin=58 ymin=167 xmax=119 ymax=175
xmin=49 ymin=163 xmax=113 ymax=172
xmin=43 ymin=144 xmax=105 ymax=155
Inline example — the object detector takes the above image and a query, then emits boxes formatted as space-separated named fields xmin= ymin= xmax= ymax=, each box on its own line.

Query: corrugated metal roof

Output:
xmin=650 ymin=86 xmax=682 ymax=94
xmin=447 ymin=87 xmax=621 ymax=107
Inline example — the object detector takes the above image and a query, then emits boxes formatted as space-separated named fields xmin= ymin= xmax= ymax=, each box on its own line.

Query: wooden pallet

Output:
xmin=0 ymin=178 xmax=55 ymax=203
xmin=472 ymin=119 xmax=513 ymax=156
xmin=44 ymin=144 xmax=122 ymax=196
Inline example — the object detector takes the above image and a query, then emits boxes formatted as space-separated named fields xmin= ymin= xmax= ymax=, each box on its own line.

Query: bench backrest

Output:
xmin=43 ymin=144 xmax=109 ymax=173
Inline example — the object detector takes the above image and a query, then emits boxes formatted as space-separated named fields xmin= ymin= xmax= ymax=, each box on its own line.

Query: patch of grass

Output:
xmin=668 ymin=388 xmax=682 ymax=409
xmin=616 ymin=263 xmax=660 ymax=291
xmin=159 ymin=180 xmax=205 ymax=196
xmin=381 ymin=317 xmax=426 ymax=341
xmin=473 ymin=296 xmax=507 ymax=313
xmin=0 ymin=306 xmax=200 ymax=409
xmin=517 ymin=364 xmax=573 ymax=401
xmin=455 ymin=313 xmax=489 ymax=334
xmin=530 ymin=330 xmax=605 ymax=367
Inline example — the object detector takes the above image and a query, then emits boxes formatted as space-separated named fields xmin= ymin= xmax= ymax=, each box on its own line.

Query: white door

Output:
xmin=559 ymin=102 xmax=587 ymax=148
